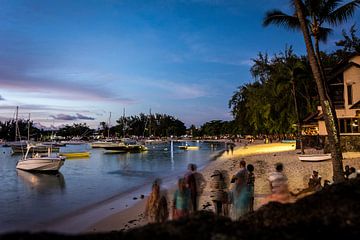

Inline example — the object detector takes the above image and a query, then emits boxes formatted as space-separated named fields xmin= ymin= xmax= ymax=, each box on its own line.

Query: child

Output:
xmin=172 ymin=178 xmax=191 ymax=219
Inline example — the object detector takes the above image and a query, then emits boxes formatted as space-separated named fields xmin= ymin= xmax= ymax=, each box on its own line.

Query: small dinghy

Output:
xmin=298 ymin=153 xmax=331 ymax=162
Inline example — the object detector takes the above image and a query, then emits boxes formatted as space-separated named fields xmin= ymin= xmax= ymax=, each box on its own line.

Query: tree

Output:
xmin=263 ymin=0 xmax=360 ymax=71
xmin=292 ymin=0 xmax=346 ymax=182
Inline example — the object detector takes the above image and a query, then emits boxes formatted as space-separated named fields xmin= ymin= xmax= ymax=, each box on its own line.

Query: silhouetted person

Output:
xmin=349 ymin=167 xmax=357 ymax=179
xmin=172 ymin=178 xmax=191 ymax=219
xmin=344 ymin=165 xmax=351 ymax=179
xmin=247 ymin=164 xmax=255 ymax=212
xmin=145 ymin=179 xmax=169 ymax=223
xmin=308 ymin=170 xmax=322 ymax=191
xmin=184 ymin=163 xmax=206 ymax=212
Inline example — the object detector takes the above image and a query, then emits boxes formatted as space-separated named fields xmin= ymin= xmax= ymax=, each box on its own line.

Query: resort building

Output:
xmin=302 ymin=53 xmax=360 ymax=151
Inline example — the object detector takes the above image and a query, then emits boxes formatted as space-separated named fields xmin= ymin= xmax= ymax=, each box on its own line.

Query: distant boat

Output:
xmin=178 ymin=145 xmax=200 ymax=150
xmin=16 ymin=144 xmax=66 ymax=172
xmin=11 ymin=144 xmax=60 ymax=155
xmin=91 ymin=141 xmax=119 ymax=148
xmin=103 ymin=144 xmax=147 ymax=153
xmin=59 ymin=152 xmax=90 ymax=158
xmin=298 ymin=154 xmax=331 ymax=162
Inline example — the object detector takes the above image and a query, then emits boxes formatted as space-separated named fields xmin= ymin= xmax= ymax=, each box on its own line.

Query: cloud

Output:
xmin=50 ymin=113 xmax=95 ymax=121
xmin=76 ymin=113 xmax=95 ymax=120
xmin=0 ymin=95 xmax=4 ymax=100
xmin=0 ymin=31 xmax=136 ymax=105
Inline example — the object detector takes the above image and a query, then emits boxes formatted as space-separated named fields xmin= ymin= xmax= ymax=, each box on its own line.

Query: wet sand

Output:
xmin=80 ymin=141 xmax=360 ymax=233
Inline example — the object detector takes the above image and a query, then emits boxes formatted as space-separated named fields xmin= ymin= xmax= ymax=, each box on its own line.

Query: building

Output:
xmin=303 ymin=54 xmax=360 ymax=151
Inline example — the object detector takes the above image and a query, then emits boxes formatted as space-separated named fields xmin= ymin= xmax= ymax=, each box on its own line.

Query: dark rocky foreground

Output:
xmin=2 ymin=178 xmax=360 ymax=240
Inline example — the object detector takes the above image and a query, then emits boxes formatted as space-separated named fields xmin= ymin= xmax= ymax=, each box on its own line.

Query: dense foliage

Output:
xmin=0 ymin=119 xmax=42 ymax=141
xmin=115 ymin=113 xmax=186 ymax=137
xmin=229 ymin=47 xmax=319 ymax=135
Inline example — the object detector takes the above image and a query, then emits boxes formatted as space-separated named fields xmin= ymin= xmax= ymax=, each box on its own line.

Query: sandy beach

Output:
xmin=57 ymin=140 xmax=360 ymax=234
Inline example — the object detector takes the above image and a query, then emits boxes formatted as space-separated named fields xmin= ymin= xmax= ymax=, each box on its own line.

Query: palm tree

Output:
xmin=294 ymin=0 xmax=345 ymax=182
xmin=273 ymin=47 xmax=308 ymax=153
xmin=263 ymin=0 xmax=360 ymax=67
xmin=263 ymin=0 xmax=360 ymax=182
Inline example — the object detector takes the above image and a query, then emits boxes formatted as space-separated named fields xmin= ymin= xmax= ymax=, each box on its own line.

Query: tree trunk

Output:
xmin=292 ymin=79 xmax=304 ymax=154
xmin=294 ymin=0 xmax=344 ymax=183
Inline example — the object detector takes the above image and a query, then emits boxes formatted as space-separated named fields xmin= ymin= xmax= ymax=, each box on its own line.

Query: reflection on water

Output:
xmin=16 ymin=170 xmax=66 ymax=194
xmin=0 ymin=141 xmax=224 ymax=233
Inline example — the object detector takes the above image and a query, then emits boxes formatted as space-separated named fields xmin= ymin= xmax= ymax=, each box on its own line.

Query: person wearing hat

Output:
xmin=308 ymin=170 xmax=322 ymax=191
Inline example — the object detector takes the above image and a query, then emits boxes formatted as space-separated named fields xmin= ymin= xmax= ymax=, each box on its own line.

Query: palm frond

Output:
xmin=263 ymin=9 xmax=301 ymax=30
xmin=317 ymin=27 xmax=333 ymax=42
xmin=327 ymin=0 xmax=360 ymax=26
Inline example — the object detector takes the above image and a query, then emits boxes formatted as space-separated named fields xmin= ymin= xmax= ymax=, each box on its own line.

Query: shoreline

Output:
xmin=36 ymin=140 xmax=360 ymax=234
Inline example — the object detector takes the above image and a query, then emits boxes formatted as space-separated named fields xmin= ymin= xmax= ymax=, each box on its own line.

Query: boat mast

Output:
xmin=107 ymin=112 xmax=111 ymax=138
xmin=15 ymin=106 xmax=19 ymax=141
xmin=27 ymin=113 xmax=30 ymax=141
xmin=149 ymin=108 xmax=151 ymax=137
xmin=122 ymin=108 xmax=126 ymax=138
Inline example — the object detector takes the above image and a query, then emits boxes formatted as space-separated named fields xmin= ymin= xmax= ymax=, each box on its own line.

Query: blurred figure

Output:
xmin=230 ymin=160 xmax=250 ymax=220
xmin=265 ymin=163 xmax=292 ymax=204
xmin=145 ymin=179 xmax=169 ymax=223
xmin=349 ymin=167 xmax=357 ymax=179
xmin=184 ymin=163 xmax=206 ymax=212
xmin=230 ymin=144 xmax=234 ymax=155
xmin=344 ymin=165 xmax=351 ymax=179
xmin=172 ymin=178 xmax=191 ymax=220
xmin=210 ymin=170 xmax=227 ymax=215
xmin=308 ymin=170 xmax=322 ymax=191
xmin=247 ymin=164 xmax=255 ymax=212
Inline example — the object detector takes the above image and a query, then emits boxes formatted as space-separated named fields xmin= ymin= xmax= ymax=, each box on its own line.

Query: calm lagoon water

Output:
xmin=0 ymin=141 xmax=224 ymax=233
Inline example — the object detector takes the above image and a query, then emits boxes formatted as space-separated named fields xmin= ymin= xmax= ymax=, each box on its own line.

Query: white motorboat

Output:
xmin=298 ymin=153 xmax=332 ymax=162
xmin=16 ymin=144 xmax=66 ymax=172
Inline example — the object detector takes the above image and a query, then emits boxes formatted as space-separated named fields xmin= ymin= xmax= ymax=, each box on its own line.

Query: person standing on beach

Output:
xmin=210 ymin=170 xmax=228 ymax=215
xmin=265 ymin=162 xmax=291 ymax=204
xmin=230 ymin=144 xmax=234 ymax=155
xmin=144 ymin=179 xmax=169 ymax=223
xmin=247 ymin=164 xmax=255 ymax=212
xmin=184 ymin=164 xmax=206 ymax=212
xmin=230 ymin=160 xmax=250 ymax=220
xmin=172 ymin=178 xmax=191 ymax=220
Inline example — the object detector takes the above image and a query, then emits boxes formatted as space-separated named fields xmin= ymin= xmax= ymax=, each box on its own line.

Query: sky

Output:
xmin=0 ymin=0 xmax=359 ymax=129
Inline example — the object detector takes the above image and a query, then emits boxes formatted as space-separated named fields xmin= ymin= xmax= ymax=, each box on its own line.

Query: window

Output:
xmin=347 ymin=85 xmax=353 ymax=105
xmin=339 ymin=119 xmax=345 ymax=133
xmin=353 ymin=119 xmax=359 ymax=133
xmin=339 ymin=118 xmax=360 ymax=134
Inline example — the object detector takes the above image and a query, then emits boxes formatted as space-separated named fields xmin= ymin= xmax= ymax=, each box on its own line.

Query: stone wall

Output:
xmin=323 ymin=135 xmax=360 ymax=153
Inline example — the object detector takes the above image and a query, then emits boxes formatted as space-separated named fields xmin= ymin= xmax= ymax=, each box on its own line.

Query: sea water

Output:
xmin=0 ymin=141 xmax=224 ymax=233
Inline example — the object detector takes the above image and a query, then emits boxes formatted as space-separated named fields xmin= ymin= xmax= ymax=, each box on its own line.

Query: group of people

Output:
xmin=344 ymin=165 xmax=358 ymax=179
xmin=144 ymin=163 xmax=206 ymax=223
xmin=145 ymin=159 xmax=294 ymax=223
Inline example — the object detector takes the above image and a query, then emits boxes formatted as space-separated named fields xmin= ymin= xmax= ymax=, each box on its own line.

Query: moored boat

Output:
xmin=59 ymin=152 xmax=90 ymax=158
xmin=16 ymin=144 xmax=66 ymax=172
xmin=298 ymin=153 xmax=331 ymax=162
xmin=178 ymin=145 xmax=200 ymax=150
xmin=103 ymin=144 xmax=147 ymax=153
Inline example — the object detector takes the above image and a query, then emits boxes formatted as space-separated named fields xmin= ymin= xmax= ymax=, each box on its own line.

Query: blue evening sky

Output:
xmin=0 ymin=0 xmax=359 ymax=129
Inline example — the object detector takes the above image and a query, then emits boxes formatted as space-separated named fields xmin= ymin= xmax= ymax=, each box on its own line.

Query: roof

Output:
xmin=350 ymin=100 xmax=360 ymax=109
xmin=327 ymin=61 xmax=360 ymax=83
xmin=302 ymin=111 xmax=322 ymax=123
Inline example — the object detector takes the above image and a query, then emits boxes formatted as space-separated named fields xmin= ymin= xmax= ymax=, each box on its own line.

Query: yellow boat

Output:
xmin=178 ymin=145 xmax=199 ymax=150
xmin=59 ymin=152 xmax=91 ymax=158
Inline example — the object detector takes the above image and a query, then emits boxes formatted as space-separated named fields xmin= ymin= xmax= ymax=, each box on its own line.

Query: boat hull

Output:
xmin=298 ymin=154 xmax=331 ymax=162
xmin=16 ymin=157 xmax=65 ymax=171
